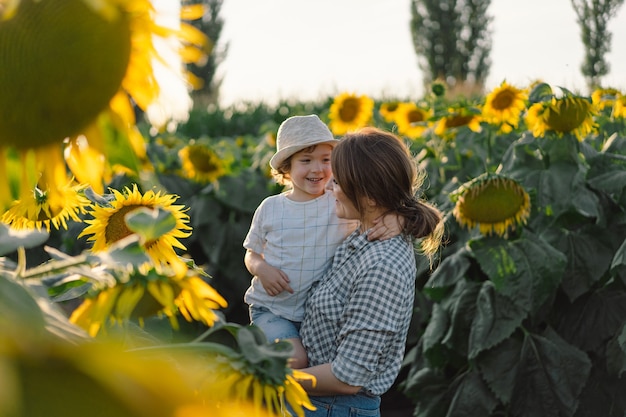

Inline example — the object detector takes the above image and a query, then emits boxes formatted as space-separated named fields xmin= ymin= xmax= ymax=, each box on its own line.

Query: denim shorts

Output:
xmin=298 ymin=392 xmax=381 ymax=417
xmin=249 ymin=305 xmax=301 ymax=342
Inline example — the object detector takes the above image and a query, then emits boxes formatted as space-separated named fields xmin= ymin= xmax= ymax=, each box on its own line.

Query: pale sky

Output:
xmin=215 ymin=0 xmax=626 ymax=107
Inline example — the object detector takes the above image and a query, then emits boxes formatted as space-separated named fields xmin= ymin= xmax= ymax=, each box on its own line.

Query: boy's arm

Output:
xmin=367 ymin=212 xmax=404 ymax=241
xmin=244 ymin=249 xmax=294 ymax=296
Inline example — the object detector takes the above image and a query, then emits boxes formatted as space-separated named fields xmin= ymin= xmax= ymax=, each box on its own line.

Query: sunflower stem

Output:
xmin=18 ymin=254 xmax=89 ymax=280
xmin=16 ymin=247 xmax=27 ymax=277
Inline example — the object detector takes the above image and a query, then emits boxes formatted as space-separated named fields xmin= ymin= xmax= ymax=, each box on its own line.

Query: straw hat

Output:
xmin=269 ymin=115 xmax=338 ymax=170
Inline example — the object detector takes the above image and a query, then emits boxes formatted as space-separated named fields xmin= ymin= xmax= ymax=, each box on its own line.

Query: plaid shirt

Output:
xmin=300 ymin=229 xmax=416 ymax=396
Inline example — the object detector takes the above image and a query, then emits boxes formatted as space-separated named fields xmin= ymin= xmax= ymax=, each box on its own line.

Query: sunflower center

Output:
xmin=408 ymin=110 xmax=426 ymax=123
xmin=339 ymin=98 xmax=361 ymax=122
xmin=546 ymin=98 xmax=591 ymax=133
xmin=0 ymin=0 xmax=132 ymax=148
xmin=446 ymin=115 xmax=474 ymax=128
xmin=189 ymin=147 xmax=219 ymax=173
xmin=105 ymin=204 xmax=151 ymax=244
xmin=491 ymin=90 xmax=516 ymax=110
xmin=460 ymin=181 xmax=526 ymax=223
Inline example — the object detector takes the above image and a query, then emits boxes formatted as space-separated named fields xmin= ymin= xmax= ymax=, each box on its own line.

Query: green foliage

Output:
xmin=401 ymin=122 xmax=626 ymax=416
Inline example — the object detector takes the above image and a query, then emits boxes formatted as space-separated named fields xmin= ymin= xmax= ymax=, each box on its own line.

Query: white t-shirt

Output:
xmin=243 ymin=191 xmax=359 ymax=321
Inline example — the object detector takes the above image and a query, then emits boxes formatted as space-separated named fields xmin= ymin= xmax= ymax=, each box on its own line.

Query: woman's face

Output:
xmin=329 ymin=177 xmax=360 ymax=220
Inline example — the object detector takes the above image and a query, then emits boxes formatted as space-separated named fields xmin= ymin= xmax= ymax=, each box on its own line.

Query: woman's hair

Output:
xmin=331 ymin=127 xmax=444 ymax=260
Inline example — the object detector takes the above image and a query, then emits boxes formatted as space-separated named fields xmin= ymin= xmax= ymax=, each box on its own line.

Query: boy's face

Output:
xmin=288 ymin=144 xmax=333 ymax=201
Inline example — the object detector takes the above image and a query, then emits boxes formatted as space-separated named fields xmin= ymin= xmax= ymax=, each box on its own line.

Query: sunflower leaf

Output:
xmin=125 ymin=207 xmax=177 ymax=242
xmin=0 ymin=223 xmax=49 ymax=256
xmin=470 ymin=233 xmax=565 ymax=316
xmin=528 ymin=82 xmax=553 ymax=104
xmin=510 ymin=328 xmax=591 ymax=417
xmin=446 ymin=370 xmax=498 ymax=416
xmin=468 ymin=281 xmax=526 ymax=359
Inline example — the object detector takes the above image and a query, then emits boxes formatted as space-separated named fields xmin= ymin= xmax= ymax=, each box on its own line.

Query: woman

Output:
xmin=296 ymin=127 xmax=444 ymax=416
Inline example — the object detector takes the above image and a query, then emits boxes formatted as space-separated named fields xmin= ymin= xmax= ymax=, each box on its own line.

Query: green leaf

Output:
xmin=498 ymin=133 xmax=546 ymax=182
xmin=0 ymin=223 xmax=49 ymax=256
xmin=422 ymin=303 xmax=449 ymax=354
xmin=125 ymin=207 xmax=177 ymax=242
xmin=446 ymin=370 xmax=498 ymax=416
xmin=477 ymin=336 xmax=523 ymax=403
xmin=610 ymin=238 xmax=626 ymax=277
xmin=468 ymin=281 xmax=526 ymax=359
xmin=545 ymin=226 xmax=614 ymax=301
xmin=606 ymin=323 xmax=626 ymax=377
xmin=88 ymin=235 xmax=151 ymax=269
xmin=535 ymin=162 xmax=598 ymax=219
xmin=511 ymin=328 xmax=591 ymax=417
xmin=0 ymin=274 xmax=47 ymax=331
xmin=440 ymin=280 xmax=481 ymax=356
xmin=470 ymin=234 xmax=565 ymax=315
xmin=528 ymin=82 xmax=554 ymax=104
xmin=423 ymin=248 xmax=471 ymax=300
xmin=555 ymin=290 xmax=626 ymax=353
xmin=237 ymin=326 xmax=292 ymax=385
xmin=401 ymin=367 xmax=451 ymax=417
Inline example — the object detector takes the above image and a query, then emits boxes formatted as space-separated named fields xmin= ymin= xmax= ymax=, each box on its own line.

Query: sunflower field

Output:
xmin=2 ymin=1 xmax=626 ymax=417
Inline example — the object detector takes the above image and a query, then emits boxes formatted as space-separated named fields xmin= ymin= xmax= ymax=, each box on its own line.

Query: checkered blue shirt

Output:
xmin=300 ymin=230 xmax=416 ymax=396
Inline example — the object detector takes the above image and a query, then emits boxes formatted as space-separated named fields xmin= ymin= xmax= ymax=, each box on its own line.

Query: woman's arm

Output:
xmin=297 ymin=363 xmax=362 ymax=396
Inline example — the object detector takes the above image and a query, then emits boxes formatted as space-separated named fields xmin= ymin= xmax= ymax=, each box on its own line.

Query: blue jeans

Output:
xmin=304 ymin=393 xmax=381 ymax=417
xmin=249 ymin=305 xmax=301 ymax=342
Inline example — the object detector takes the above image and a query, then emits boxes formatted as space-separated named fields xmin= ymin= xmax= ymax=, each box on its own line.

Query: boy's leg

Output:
xmin=250 ymin=306 xmax=306 ymax=367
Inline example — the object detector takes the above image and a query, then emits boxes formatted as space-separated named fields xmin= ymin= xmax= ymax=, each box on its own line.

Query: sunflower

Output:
xmin=451 ymin=173 xmax=531 ymax=237
xmin=0 ymin=0 xmax=207 ymax=209
xmin=79 ymin=184 xmax=192 ymax=276
xmin=525 ymin=94 xmax=596 ymax=141
xmin=379 ymin=101 xmax=402 ymax=123
xmin=482 ymin=81 xmax=528 ymax=133
xmin=2 ymin=182 xmax=91 ymax=232
xmin=612 ymin=94 xmax=626 ymax=119
xmin=69 ymin=265 xmax=227 ymax=336
xmin=591 ymin=87 xmax=621 ymax=112
xmin=1 ymin=329 xmax=208 ymax=417
xmin=328 ymin=92 xmax=374 ymax=135
xmin=201 ymin=359 xmax=316 ymax=417
xmin=434 ymin=105 xmax=482 ymax=137
xmin=394 ymin=102 xmax=432 ymax=139
xmin=179 ymin=143 xmax=229 ymax=184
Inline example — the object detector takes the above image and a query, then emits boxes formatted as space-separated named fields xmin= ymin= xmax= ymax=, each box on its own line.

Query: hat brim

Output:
xmin=269 ymin=140 xmax=339 ymax=170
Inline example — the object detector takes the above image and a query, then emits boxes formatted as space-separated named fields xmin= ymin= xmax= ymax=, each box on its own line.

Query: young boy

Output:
xmin=243 ymin=114 xmax=354 ymax=368
xmin=243 ymin=115 xmax=397 ymax=368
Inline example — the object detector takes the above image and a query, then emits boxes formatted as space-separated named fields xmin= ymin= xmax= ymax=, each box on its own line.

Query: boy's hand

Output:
xmin=257 ymin=262 xmax=293 ymax=296
xmin=368 ymin=212 xmax=404 ymax=241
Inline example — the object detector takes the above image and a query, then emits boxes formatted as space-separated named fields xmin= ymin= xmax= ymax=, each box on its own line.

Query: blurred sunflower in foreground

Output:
xmin=69 ymin=262 xmax=227 ymax=336
xmin=482 ymin=81 xmax=528 ymax=133
xmin=0 ymin=0 xmax=207 ymax=211
xmin=328 ymin=92 xmax=374 ymax=135
xmin=196 ymin=325 xmax=316 ymax=417
xmin=79 ymin=184 xmax=192 ymax=276
xmin=525 ymin=85 xmax=596 ymax=141
xmin=451 ymin=173 xmax=531 ymax=237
